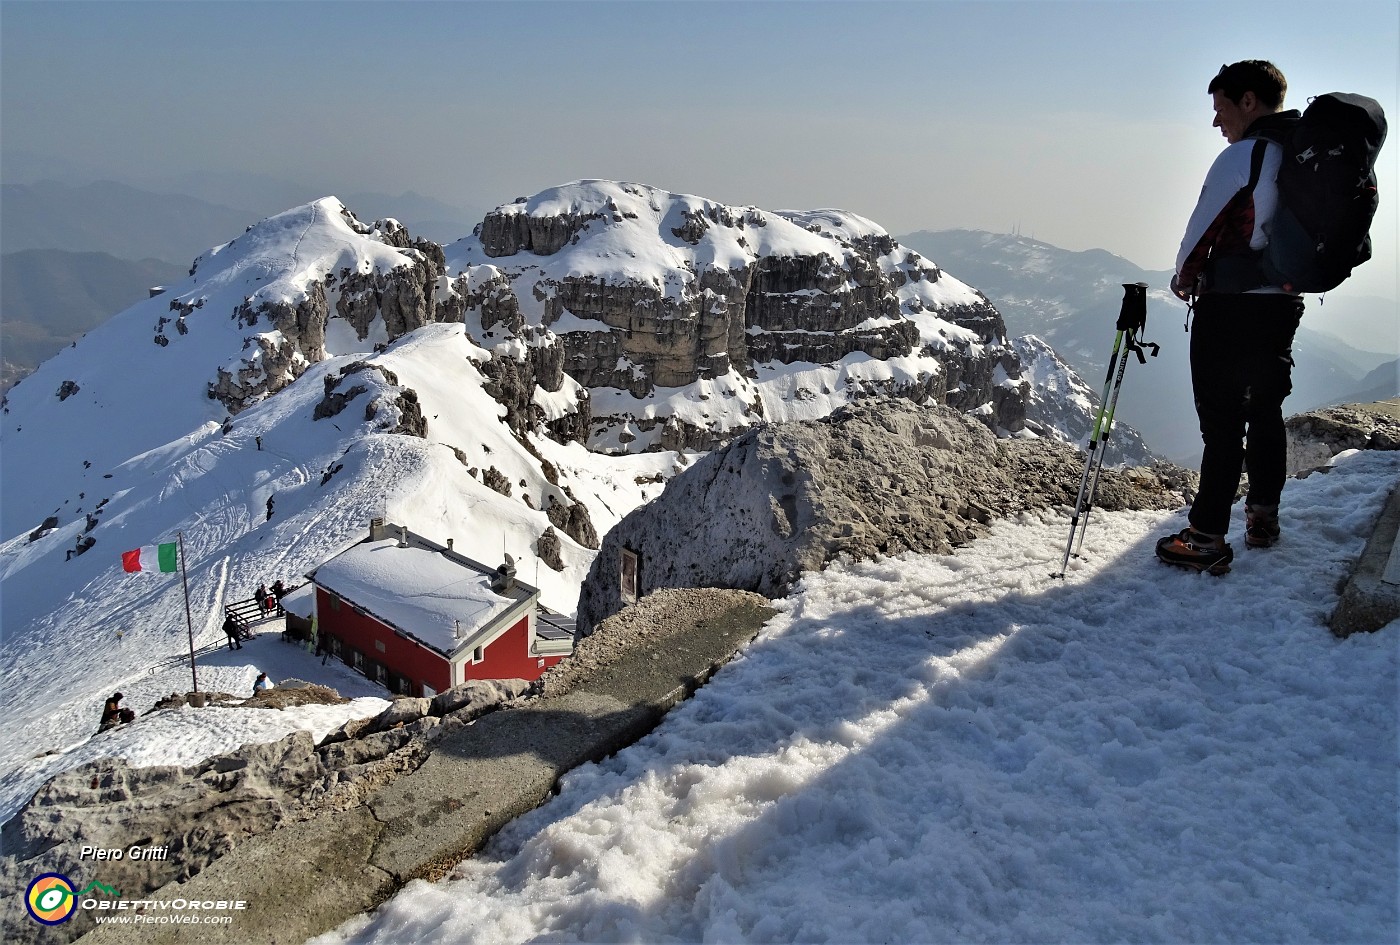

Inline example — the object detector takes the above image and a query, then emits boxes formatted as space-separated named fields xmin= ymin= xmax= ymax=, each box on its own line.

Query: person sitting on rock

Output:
xmin=98 ymin=692 xmax=125 ymax=732
xmin=252 ymin=673 xmax=271 ymax=696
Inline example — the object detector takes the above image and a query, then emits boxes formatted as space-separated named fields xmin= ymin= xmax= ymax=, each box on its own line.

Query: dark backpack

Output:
xmin=1250 ymin=92 xmax=1387 ymax=293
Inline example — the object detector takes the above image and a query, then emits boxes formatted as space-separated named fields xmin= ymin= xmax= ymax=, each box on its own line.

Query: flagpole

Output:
xmin=176 ymin=531 xmax=198 ymax=693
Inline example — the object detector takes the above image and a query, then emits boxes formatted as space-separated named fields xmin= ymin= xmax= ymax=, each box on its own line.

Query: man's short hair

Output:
xmin=1209 ymin=60 xmax=1287 ymax=110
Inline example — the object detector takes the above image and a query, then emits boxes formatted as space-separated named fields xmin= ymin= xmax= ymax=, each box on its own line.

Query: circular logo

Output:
xmin=26 ymin=873 xmax=76 ymax=925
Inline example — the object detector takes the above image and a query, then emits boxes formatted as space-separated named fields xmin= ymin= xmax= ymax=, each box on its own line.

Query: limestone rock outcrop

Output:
xmin=577 ymin=398 xmax=1193 ymax=633
xmin=446 ymin=183 xmax=1036 ymax=453
xmin=204 ymin=205 xmax=448 ymax=415
xmin=1286 ymin=401 xmax=1400 ymax=473
xmin=0 ymin=679 xmax=529 ymax=945
xmin=311 ymin=361 xmax=427 ymax=438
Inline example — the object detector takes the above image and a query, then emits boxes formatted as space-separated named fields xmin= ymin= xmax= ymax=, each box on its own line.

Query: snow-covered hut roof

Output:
xmin=307 ymin=525 xmax=538 ymax=658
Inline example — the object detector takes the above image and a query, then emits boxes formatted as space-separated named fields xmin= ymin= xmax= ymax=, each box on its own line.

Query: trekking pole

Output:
xmin=1074 ymin=323 xmax=1152 ymax=558
xmin=1052 ymin=283 xmax=1158 ymax=578
xmin=1053 ymin=334 xmax=1127 ymax=578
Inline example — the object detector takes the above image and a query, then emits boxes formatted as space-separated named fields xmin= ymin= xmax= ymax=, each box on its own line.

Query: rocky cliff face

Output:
xmin=444 ymin=183 xmax=1031 ymax=453
xmin=203 ymin=206 xmax=449 ymax=414
xmin=576 ymin=398 xmax=1193 ymax=633
xmin=1012 ymin=334 xmax=1156 ymax=466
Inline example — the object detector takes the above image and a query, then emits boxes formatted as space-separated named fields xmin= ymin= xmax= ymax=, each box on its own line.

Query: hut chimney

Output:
xmin=369 ymin=517 xmax=387 ymax=541
xmin=397 ymin=526 xmax=409 ymax=548
xmin=446 ymin=538 xmax=454 ymax=552
xmin=491 ymin=553 xmax=517 ymax=594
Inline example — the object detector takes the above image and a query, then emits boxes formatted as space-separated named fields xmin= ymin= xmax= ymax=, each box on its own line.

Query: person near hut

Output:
xmin=224 ymin=614 xmax=244 ymax=650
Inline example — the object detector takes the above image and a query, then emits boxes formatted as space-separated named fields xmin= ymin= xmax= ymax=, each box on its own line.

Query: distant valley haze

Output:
xmin=2 ymin=1 xmax=1395 ymax=287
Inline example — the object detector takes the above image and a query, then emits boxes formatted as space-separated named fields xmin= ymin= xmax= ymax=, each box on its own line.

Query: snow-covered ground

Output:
xmin=315 ymin=449 xmax=1398 ymax=945
xmin=0 ymin=616 xmax=391 ymax=822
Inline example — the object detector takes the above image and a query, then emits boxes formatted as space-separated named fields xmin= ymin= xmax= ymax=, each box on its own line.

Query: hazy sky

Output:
xmin=2 ymin=0 xmax=1397 ymax=299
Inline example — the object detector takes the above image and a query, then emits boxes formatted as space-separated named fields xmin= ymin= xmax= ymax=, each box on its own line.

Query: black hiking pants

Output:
xmin=1188 ymin=292 xmax=1304 ymax=536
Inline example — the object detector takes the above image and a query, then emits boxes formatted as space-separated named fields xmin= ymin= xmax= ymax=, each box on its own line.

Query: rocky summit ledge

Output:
xmin=76 ymin=588 xmax=773 ymax=945
xmin=1285 ymin=398 xmax=1400 ymax=473
xmin=1284 ymin=398 xmax=1400 ymax=636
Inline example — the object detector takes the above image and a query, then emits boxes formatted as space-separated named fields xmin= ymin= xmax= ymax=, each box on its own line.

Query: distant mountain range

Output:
xmin=0 ymin=180 xmax=487 ymax=389
xmin=898 ymin=230 xmax=1397 ymax=465
xmin=2 ymin=180 xmax=260 ymax=265
xmin=1346 ymin=360 xmax=1400 ymax=408
xmin=1 ymin=250 xmax=185 ymax=388
xmin=2 ymin=180 xmax=487 ymax=260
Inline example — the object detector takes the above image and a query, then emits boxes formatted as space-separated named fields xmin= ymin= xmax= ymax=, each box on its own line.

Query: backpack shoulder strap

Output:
xmin=1245 ymin=138 xmax=1269 ymax=193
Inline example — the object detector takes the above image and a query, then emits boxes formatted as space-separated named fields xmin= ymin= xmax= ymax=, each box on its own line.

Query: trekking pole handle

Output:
xmin=1116 ymin=282 xmax=1148 ymax=333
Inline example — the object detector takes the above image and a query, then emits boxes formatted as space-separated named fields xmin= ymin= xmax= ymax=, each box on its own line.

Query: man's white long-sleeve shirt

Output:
xmin=1176 ymin=138 xmax=1284 ymax=278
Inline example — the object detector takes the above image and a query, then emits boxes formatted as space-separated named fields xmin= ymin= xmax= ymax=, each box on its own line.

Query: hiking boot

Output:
xmin=1155 ymin=528 xmax=1234 ymax=575
xmin=1245 ymin=504 xmax=1280 ymax=549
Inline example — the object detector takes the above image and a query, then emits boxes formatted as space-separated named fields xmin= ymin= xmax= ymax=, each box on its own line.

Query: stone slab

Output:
xmin=367 ymin=690 xmax=658 ymax=883
xmin=367 ymin=596 xmax=774 ymax=883
xmin=81 ymin=806 xmax=392 ymax=945
xmin=1330 ymin=484 xmax=1400 ymax=637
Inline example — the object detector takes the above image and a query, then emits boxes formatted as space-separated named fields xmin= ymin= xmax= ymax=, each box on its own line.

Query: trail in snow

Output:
xmin=320 ymin=451 xmax=1399 ymax=945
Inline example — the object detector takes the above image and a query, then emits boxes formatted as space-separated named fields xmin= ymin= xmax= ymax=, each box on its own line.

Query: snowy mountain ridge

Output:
xmin=1 ymin=183 xmax=1146 ymax=554
xmin=443 ymin=179 xmax=1028 ymax=452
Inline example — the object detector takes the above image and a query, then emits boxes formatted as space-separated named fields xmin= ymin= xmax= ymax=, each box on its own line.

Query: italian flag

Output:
xmin=122 ymin=542 xmax=178 ymax=573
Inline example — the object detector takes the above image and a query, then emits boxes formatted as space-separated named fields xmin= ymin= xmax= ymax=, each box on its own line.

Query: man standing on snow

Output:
xmin=1158 ymin=60 xmax=1304 ymax=575
xmin=224 ymin=614 xmax=244 ymax=650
